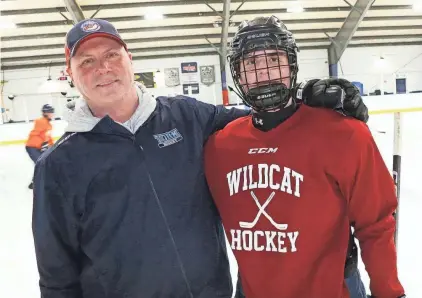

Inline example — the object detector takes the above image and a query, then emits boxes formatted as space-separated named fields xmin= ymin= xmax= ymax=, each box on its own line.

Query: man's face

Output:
xmin=239 ymin=49 xmax=291 ymax=92
xmin=68 ymin=37 xmax=134 ymax=106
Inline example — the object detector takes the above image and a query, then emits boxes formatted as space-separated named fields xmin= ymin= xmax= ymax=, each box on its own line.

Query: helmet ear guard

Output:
xmin=228 ymin=16 xmax=299 ymax=112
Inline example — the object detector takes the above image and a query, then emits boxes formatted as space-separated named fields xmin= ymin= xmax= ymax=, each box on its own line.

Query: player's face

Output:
xmin=68 ymin=37 xmax=134 ymax=107
xmin=239 ymin=49 xmax=291 ymax=92
xmin=45 ymin=112 xmax=54 ymax=119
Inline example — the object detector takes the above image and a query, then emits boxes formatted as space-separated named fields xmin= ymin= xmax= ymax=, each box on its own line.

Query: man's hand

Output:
xmin=293 ymin=78 xmax=369 ymax=123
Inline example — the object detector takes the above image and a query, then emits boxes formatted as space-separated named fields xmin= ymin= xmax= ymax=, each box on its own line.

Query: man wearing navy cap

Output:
xmin=32 ymin=18 xmax=369 ymax=298
xmin=64 ymin=19 xmax=135 ymax=123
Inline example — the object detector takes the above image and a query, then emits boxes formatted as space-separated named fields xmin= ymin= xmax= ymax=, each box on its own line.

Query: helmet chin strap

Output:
xmin=246 ymin=82 xmax=298 ymax=131
xmin=246 ymin=83 xmax=291 ymax=112
xmin=252 ymin=99 xmax=297 ymax=131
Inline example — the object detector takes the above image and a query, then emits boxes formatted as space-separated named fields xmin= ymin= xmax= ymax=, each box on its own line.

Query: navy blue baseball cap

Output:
xmin=65 ymin=19 xmax=127 ymax=68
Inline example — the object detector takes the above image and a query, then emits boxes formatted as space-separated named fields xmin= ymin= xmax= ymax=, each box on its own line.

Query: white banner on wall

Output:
xmin=200 ymin=65 xmax=215 ymax=86
xmin=164 ymin=68 xmax=181 ymax=87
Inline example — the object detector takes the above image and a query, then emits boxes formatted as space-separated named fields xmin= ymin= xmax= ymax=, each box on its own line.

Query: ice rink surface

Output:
xmin=0 ymin=112 xmax=421 ymax=297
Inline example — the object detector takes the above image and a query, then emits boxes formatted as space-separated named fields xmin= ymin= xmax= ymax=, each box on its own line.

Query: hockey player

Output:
xmin=25 ymin=104 xmax=55 ymax=189
xmin=204 ymin=16 xmax=405 ymax=298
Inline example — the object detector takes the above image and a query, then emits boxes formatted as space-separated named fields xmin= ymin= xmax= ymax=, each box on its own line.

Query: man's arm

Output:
xmin=338 ymin=124 xmax=405 ymax=298
xmin=32 ymin=155 xmax=82 ymax=298
xmin=184 ymin=96 xmax=250 ymax=140
xmin=186 ymin=77 xmax=369 ymax=140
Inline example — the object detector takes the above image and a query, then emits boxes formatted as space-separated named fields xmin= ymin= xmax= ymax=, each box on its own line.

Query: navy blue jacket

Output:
xmin=32 ymin=93 xmax=249 ymax=298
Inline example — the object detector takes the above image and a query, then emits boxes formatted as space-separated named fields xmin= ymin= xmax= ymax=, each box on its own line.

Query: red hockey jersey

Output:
xmin=204 ymin=105 xmax=404 ymax=298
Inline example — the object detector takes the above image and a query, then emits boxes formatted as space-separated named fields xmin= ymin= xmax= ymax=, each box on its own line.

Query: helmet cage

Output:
xmin=229 ymin=24 xmax=299 ymax=111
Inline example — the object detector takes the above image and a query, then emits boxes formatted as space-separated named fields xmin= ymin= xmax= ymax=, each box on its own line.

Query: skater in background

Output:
xmin=25 ymin=104 xmax=54 ymax=189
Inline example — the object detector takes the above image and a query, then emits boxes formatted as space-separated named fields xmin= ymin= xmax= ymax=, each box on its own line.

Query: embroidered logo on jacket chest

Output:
xmin=153 ymin=128 xmax=183 ymax=148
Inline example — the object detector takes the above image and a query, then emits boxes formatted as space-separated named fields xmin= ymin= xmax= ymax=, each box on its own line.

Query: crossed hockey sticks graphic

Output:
xmin=239 ymin=191 xmax=288 ymax=230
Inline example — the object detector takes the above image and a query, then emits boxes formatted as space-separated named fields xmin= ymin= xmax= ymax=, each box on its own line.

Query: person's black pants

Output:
xmin=26 ymin=146 xmax=43 ymax=163
xmin=26 ymin=146 xmax=43 ymax=187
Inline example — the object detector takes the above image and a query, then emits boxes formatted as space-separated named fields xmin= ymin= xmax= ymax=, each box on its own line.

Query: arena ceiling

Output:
xmin=0 ymin=0 xmax=421 ymax=70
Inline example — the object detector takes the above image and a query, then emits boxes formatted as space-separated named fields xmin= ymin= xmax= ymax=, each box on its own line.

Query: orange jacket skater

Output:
xmin=26 ymin=104 xmax=55 ymax=189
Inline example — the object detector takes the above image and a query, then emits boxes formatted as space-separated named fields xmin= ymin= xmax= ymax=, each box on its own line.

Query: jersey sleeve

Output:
xmin=337 ymin=123 xmax=405 ymax=297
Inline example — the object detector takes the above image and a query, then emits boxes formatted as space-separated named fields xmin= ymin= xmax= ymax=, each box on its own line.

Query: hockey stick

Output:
xmin=239 ymin=191 xmax=275 ymax=229
xmin=392 ymin=112 xmax=402 ymax=248
xmin=250 ymin=191 xmax=288 ymax=231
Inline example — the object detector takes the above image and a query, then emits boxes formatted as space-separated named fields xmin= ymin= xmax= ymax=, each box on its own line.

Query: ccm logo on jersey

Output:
xmin=248 ymin=148 xmax=278 ymax=154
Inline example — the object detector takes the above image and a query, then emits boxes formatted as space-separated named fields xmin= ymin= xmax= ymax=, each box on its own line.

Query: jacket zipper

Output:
xmin=132 ymin=136 xmax=194 ymax=298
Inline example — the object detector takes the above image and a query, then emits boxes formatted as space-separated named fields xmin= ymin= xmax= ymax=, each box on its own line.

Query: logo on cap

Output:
xmin=81 ymin=20 xmax=101 ymax=32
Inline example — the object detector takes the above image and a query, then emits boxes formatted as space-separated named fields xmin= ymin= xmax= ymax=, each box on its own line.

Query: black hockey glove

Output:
xmin=293 ymin=78 xmax=369 ymax=123
xmin=41 ymin=142 xmax=49 ymax=152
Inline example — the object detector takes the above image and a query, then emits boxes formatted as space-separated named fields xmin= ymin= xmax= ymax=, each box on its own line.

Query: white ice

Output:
xmin=0 ymin=112 xmax=421 ymax=297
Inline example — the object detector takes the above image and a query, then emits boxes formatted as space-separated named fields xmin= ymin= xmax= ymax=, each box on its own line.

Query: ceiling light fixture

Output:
xmin=144 ymin=8 xmax=164 ymax=20
xmin=0 ymin=21 xmax=16 ymax=29
xmin=286 ymin=1 xmax=304 ymax=13
xmin=287 ymin=6 xmax=304 ymax=13
xmin=413 ymin=3 xmax=422 ymax=12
